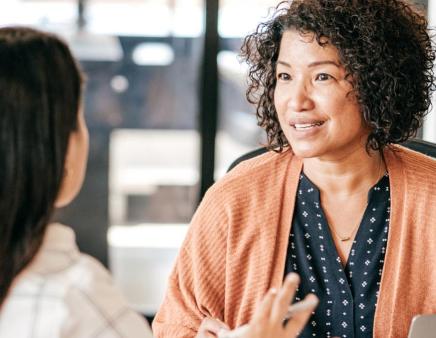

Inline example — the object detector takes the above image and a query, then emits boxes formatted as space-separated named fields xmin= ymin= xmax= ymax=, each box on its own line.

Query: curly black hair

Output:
xmin=240 ymin=0 xmax=436 ymax=151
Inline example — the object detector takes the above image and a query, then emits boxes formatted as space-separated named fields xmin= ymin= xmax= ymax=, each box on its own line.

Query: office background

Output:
xmin=1 ymin=0 xmax=434 ymax=318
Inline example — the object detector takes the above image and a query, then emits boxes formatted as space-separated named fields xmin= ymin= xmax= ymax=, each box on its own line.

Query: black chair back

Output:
xmin=227 ymin=139 xmax=436 ymax=172
xmin=403 ymin=139 xmax=436 ymax=158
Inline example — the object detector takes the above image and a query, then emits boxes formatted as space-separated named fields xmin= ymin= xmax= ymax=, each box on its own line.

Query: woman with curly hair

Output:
xmin=153 ymin=1 xmax=436 ymax=337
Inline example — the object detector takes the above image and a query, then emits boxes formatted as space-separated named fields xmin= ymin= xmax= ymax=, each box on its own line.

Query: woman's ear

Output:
xmin=62 ymin=166 xmax=73 ymax=181
xmin=54 ymin=111 xmax=89 ymax=208
xmin=54 ymin=135 xmax=78 ymax=208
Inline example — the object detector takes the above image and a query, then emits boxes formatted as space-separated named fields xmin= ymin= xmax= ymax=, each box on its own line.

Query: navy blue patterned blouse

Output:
xmin=285 ymin=172 xmax=390 ymax=338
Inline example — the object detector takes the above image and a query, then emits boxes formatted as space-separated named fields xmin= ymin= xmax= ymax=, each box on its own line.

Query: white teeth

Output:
xmin=295 ymin=123 xmax=314 ymax=128
xmin=294 ymin=122 xmax=323 ymax=129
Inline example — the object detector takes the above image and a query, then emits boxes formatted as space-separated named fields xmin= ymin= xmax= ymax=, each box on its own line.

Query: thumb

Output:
xmin=199 ymin=318 xmax=230 ymax=335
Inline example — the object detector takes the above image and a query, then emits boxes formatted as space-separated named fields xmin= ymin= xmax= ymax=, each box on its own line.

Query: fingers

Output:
xmin=251 ymin=288 xmax=277 ymax=323
xmin=241 ymin=273 xmax=318 ymax=338
xmin=270 ymin=273 xmax=300 ymax=323
xmin=203 ymin=332 xmax=217 ymax=338
xmin=285 ymin=293 xmax=319 ymax=336
xmin=197 ymin=318 xmax=229 ymax=338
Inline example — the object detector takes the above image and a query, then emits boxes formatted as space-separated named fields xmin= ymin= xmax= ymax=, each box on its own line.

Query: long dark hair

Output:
xmin=241 ymin=0 xmax=436 ymax=151
xmin=0 ymin=27 xmax=84 ymax=307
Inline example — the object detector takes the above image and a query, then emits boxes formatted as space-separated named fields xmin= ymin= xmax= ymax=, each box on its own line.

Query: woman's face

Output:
xmin=274 ymin=30 xmax=369 ymax=161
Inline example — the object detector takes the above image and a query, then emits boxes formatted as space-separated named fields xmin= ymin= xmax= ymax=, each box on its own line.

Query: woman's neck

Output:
xmin=302 ymin=147 xmax=385 ymax=198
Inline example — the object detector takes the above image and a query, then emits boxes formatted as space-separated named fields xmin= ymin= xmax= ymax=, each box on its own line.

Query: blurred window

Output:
xmin=215 ymin=0 xmax=278 ymax=179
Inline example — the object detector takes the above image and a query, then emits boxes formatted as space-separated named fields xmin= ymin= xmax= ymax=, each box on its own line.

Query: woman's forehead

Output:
xmin=278 ymin=30 xmax=342 ymax=67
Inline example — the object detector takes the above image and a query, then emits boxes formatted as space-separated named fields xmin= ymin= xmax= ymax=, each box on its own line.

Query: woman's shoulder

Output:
xmin=13 ymin=224 xmax=110 ymax=291
xmin=385 ymin=145 xmax=436 ymax=210
xmin=62 ymin=254 xmax=152 ymax=338
xmin=387 ymin=144 xmax=436 ymax=177
xmin=208 ymin=148 xmax=295 ymax=198
xmin=32 ymin=224 xmax=152 ymax=337
xmin=189 ymin=149 xmax=296 ymax=235
xmin=3 ymin=224 xmax=151 ymax=338
xmin=227 ymin=148 xmax=293 ymax=174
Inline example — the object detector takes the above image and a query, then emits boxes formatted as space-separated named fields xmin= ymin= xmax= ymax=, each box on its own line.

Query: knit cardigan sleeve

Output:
xmin=152 ymin=183 xmax=229 ymax=338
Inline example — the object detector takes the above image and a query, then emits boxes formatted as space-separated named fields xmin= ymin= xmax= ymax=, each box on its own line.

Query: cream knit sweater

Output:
xmin=153 ymin=145 xmax=436 ymax=338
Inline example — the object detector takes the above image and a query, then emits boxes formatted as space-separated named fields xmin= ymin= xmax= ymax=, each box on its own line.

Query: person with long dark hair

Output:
xmin=0 ymin=26 xmax=315 ymax=338
xmin=0 ymin=26 xmax=152 ymax=338
xmin=153 ymin=1 xmax=436 ymax=337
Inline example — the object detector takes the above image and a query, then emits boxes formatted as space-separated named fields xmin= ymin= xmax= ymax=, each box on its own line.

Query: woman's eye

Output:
xmin=315 ymin=73 xmax=332 ymax=81
xmin=277 ymin=73 xmax=291 ymax=81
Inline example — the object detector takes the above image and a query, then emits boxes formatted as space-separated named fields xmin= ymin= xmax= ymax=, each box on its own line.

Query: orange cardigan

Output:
xmin=152 ymin=145 xmax=436 ymax=338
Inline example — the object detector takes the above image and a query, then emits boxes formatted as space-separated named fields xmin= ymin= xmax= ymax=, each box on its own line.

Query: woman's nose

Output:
xmin=287 ymin=81 xmax=314 ymax=112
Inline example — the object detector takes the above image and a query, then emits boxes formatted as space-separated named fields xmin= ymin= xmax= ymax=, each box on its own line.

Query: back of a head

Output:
xmin=0 ymin=27 xmax=84 ymax=307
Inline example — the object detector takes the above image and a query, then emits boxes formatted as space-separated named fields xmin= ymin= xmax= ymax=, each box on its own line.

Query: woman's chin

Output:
xmin=289 ymin=143 xmax=325 ymax=159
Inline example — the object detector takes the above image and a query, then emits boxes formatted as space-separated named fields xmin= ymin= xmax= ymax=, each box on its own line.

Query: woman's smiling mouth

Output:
xmin=291 ymin=121 xmax=325 ymax=131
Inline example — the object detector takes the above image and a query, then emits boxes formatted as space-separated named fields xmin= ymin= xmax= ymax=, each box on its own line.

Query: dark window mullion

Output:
xmin=198 ymin=0 xmax=220 ymax=202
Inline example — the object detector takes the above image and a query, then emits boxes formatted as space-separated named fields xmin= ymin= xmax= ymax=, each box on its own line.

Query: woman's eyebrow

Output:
xmin=276 ymin=60 xmax=340 ymax=68
xmin=277 ymin=60 xmax=292 ymax=68
xmin=308 ymin=60 xmax=340 ymax=68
